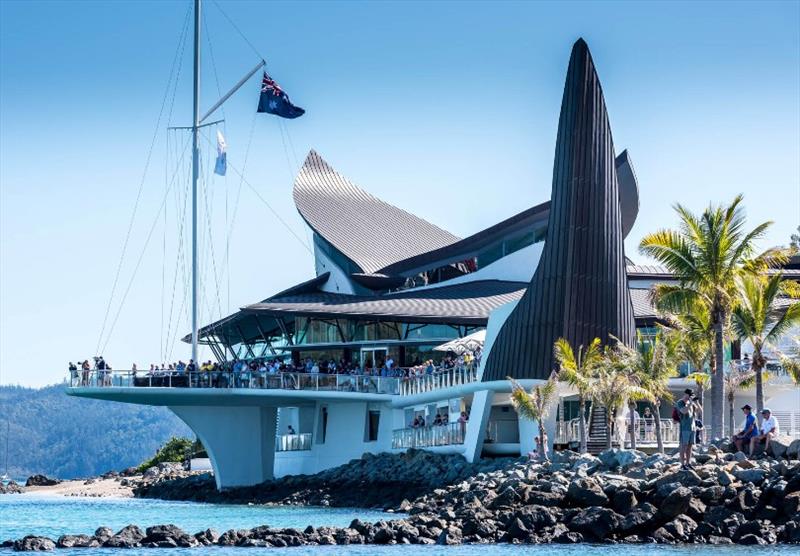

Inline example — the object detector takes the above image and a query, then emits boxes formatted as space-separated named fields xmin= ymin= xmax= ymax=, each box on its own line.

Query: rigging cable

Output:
xmin=100 ymin=136 xmax=193 ymax=357
xmin=198 ymin=128 xmax=312 ymax=254
xmin=210 ymin=0 xmax=266 ymax=61
xmin=95 ymin=2 xmax=192 ymax=356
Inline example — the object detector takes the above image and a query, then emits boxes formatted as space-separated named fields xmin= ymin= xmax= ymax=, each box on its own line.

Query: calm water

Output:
xmin=1 ymin=494 xmax=797 ymax=555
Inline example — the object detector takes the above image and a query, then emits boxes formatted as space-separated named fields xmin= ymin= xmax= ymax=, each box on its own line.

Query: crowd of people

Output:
xmin=409 ymin=410 xmax=470 ymax=429
xmin=674 ymin=388 xmax=782 ymax=469
xmin=69 ymin=349 xmax=481 ymax=388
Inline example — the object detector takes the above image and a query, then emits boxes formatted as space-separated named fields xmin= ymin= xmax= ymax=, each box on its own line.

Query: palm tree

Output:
xmin=553 ymin=337 xmax=603 ymax=453
xmin=639 ymin=195 xmax=777 ymax=439
xmin=591 ymin=351 xmax=648 ymax=451
xmin=731 ymin=272 xmax=800 ymax=417
xmin=665 ymin=299 xmax=714 ymax=413
xmin=508 ymin=373 xmax=558 ymax=461
xmin=724 ymin=363 xmax=757 ymax=437
xmin=614 ymin=331 xmax=679 ymax=453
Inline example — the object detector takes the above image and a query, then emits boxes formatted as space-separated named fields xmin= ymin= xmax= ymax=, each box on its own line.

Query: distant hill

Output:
xmin=0 ymin=384 xmax=192 ymax=479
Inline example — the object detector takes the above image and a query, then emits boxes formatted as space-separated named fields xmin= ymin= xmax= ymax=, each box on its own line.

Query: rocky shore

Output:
xmin=6 ymin=442 xmax=800 ymax=549
xmin=135 ymin=450 xmax=515 ymax=508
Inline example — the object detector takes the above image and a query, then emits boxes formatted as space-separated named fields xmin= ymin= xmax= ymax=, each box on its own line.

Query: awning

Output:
xmin=433 ymin=329 xmax=486 ymax=354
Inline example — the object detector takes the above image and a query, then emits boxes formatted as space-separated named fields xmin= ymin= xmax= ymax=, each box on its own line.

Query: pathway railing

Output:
xmin=68 ymin=370 xmax=399 ymax=395
xmin=556 ymin=417 xmax=678 ymax=447
xmin=275 ymin=433 xmax=312 ymax=452
xmin=391 ymin=422 xmax=466 ymax=449
xmin=399 ymin=366 xmax=478 ymax=396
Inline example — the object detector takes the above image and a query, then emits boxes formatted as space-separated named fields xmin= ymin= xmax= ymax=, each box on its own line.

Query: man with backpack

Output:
xmin=674 ymin=388 xmax=702 ymax=469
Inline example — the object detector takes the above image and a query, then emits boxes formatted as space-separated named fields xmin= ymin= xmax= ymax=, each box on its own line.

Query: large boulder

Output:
xmin=104 ymin=525 xmax=144 ymax=548
xmin=654 ymin=468 xmax=702 ymax=488
xmin=142 ymin=524 xmax=198 ymax=548
xmin=567 ymin=507 xmax=621 ymax=540
xmin=769 ymin=436 xmax=793 ymax=459
xmin=733 ymin=468 xmax=767 ymax=485
xmin=787 ymin=439 xmax=800 ymax=459
xmin=55 ymin=535 xmax=99 ymax=548
xmin=24 ymin=475 xmax=60 ymax=487
xmin=567 ymin=477 xmax=609 ymax=507
xmin=660 ymin=486 xmax=693 ymax=519
xmin=12 ymin=536 xmax=55 ymax=551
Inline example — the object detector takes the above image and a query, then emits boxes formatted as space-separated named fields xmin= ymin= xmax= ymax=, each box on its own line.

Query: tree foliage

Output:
xmin=638 ymin=194 xmax=778 ymax=438
xmin=136 ymin=437 xmax=195 ymax=472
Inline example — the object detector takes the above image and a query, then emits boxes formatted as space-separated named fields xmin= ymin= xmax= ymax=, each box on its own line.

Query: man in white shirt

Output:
xmin=750 ymin=408 xmax=780 ymax=455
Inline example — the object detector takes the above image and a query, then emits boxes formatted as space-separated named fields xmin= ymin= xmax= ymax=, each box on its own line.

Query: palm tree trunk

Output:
xmin=653 ymin=401 xmax=664 ymax=453
xmin=728 ymin=395 xmax=735 ymax=438
xmin=538 ymin=419 xmax=548 ymax=462
xmin=606 ymin=413 xmax=613 ymax=451
xmin=629 ymin=402 xmax=637 ymax=450
xmin=711 ymin=311 xmax=726 ymax=439
xmin=753 ymin=359 xmax=764 ymax=418
xmin=578 ymin=394 xmax=587 ymax=454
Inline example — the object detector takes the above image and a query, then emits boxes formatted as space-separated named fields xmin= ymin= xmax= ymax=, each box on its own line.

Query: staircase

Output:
xmin=586 ymin=406 xmax=614 ymax=454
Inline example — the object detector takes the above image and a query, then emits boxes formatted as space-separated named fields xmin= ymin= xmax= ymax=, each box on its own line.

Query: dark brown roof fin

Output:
xmin=482 ymin=39 xmax=637 ymax=382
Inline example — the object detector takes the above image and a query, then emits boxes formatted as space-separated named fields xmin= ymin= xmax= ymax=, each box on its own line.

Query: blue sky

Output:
xmin=1 ymin=0 xmax=798 ymax=386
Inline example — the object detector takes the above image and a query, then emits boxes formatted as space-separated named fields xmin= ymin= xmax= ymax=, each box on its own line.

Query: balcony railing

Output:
xmin=555 ymin=418 xmax=679 ymax=447
xmin=68 ymin=370 xmax=399 ymax=395
xmin=399 ymin=366 xmax=478 ymax=396
xmin=391 ymin=422 xmax=466 ymax=449
xmin=275 ymin=433 xmax=312 ymax=452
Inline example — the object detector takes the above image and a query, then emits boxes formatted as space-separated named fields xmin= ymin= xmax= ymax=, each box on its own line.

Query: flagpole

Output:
xmin=191 ymin=0 xmax=201 ymax=366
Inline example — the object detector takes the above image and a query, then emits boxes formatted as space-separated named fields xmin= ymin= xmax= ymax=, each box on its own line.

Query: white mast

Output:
xmin=191 ymin=0 xmax=201 ymax=364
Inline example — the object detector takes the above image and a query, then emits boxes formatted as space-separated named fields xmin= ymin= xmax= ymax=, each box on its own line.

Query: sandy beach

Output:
xmin=21 ymin=477 xmax=138 ymax=499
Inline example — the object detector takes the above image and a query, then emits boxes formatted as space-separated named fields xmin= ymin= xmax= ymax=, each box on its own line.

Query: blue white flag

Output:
xmin=214 ymin=130 xmax=227 ymax=176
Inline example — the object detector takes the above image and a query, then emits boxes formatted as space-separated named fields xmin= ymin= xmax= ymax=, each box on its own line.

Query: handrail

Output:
xmin=275 ymin=433 xmax=312 ymax=452
xmin=67 ymin=370 xmax=399 ymax=395
xmin=391 ymin=422 xmax=466 ymax=449
xmin=399 ymin=365 xmax=479 ymax=396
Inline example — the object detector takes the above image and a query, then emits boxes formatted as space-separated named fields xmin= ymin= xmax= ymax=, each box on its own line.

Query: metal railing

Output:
xmin=68 ymin=370 xmax=399 ymax=395
xmin=771 ymin=411 xmax=800 ymax=438
xmin=399 ymin=366 xmax=478 ymax=396
xmin=275 ymin=433 xmax=312 ymax=452
xmin=729 ymin=358 xmax=798 ymax=380
xmin=556 ymin=417 xmax=679 ymax=446
xmin=391 ymin=422 xmax=466 ymax=449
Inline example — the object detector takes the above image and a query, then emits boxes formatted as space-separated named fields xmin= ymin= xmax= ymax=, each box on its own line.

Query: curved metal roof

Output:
xmin=293 ymin=150 xmax=460 ymax=274
xmin=244 ymin=279 xmax=527 ymax=325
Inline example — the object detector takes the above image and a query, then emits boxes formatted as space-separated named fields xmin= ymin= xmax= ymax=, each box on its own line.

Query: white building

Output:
xmin=67 ymin=39 xmax=800 ymax=490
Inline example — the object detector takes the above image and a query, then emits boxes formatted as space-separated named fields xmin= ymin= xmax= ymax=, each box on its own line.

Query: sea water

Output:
xmin=1 ymin=494 xmax=797 ymax=555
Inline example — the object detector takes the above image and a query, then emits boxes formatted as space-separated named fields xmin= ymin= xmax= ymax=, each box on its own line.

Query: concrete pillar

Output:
xmin=462 ymin=389 xmax=493 ymax=463
xmin=170 ymin=405 xmax=278 ymax=490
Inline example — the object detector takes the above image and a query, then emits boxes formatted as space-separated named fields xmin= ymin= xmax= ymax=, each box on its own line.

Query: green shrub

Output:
xmin=136 ymin=436 xmax=194 ymax=472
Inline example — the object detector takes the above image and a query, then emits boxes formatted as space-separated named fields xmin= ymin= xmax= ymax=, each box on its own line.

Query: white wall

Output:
xmin=274 ymin=400 xmax=395 ymax=477
xmin=314 ymin=242 xmax=357 ymax=294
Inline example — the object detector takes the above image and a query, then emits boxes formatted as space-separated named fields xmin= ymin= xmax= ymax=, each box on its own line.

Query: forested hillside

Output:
xmin=0 ymin=384 xmax=191 ymax=479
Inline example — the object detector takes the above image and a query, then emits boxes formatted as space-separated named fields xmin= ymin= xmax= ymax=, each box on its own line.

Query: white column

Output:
xmin=170 ymin=405 xmax=278 ymax=490
xmin=462 ymin=389 xmax=493 ymax=463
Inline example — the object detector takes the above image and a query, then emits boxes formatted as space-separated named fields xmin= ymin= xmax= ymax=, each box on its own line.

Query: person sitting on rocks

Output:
xmin=734 ymin=404 xmax=758 ymax=454
xmin=750 ymin=408 xmax=780 ymax=456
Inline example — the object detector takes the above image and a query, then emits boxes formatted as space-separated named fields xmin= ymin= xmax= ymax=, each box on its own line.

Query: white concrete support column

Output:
xmin=462 ymin=389 xmax=493 ymax=463
xmin=517 ymin=392 xmax=561 ymax=458
xmin=170 ymin=405 xmax=278 ymax=490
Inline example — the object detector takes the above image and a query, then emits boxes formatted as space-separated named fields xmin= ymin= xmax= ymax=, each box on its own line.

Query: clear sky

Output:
xmin=1 ymin=0 xmax=798 ymax=387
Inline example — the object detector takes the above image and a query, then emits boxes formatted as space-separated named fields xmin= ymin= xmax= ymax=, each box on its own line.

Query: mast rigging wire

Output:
xmin=95 ymin=2 xmax=192 ymax=357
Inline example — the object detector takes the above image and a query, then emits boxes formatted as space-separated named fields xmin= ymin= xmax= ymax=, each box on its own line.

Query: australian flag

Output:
xmin=257 ymin=72 xmax=305 ymax=119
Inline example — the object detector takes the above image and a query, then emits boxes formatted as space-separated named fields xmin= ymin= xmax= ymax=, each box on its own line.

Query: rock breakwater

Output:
xmin=7 ymin=445 xmax=800 ymax=549
xmin=135 ymin=450 xmax=516 ymax=508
